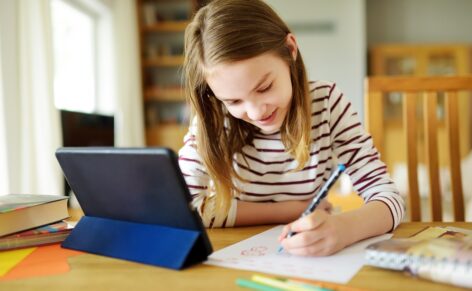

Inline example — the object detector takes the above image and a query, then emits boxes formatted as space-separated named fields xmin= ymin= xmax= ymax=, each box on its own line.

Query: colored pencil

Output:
xmin=236 ymin=278 xmax=283 ymax=291
xmin=246 ymin=273 xmax=369 ymax=291
xmin=252 ymin=275 xmax=327 ymax=291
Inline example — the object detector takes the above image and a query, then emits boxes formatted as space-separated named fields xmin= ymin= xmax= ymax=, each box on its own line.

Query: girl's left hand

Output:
xmin=277 ymin=209 xmax=348 ymax=256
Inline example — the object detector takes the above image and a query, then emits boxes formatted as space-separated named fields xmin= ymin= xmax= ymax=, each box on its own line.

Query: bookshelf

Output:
xmin=370 ymin=44 xmax=471 ymax=76
xmin=368 ymin=44 xmax=472 ymax=167
xmin=136 ymin=0 xmax=204 ymax=152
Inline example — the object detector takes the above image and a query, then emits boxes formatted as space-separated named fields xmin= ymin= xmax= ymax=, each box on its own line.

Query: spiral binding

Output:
xmin=365 ymin=237 xmax=472 ymax=288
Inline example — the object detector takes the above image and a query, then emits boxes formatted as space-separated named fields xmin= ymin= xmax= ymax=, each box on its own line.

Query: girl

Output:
xmin=179 ymin=0 xmax=404 ymax=256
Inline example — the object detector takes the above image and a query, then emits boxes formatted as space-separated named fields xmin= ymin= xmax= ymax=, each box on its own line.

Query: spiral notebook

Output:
xmin=365 ymin=226 xmax=472 ymax=288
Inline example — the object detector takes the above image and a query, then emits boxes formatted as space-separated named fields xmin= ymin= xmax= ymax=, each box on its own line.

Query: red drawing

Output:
xmin=241 ymin=246 xmax=268 ymax=256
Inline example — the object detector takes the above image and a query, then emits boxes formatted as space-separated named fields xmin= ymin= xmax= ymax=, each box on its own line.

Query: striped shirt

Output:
xmin=178 ymin=81 xmax=405 ymax=228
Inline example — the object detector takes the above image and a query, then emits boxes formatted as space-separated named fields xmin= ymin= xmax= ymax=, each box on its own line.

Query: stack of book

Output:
xmin=0 ymin=194 xmax=73 ymax=250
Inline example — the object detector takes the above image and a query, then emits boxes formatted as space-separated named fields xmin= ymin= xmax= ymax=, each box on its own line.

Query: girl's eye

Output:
xmin=257 ymin=83 xmax=272 ymax=93
xmin=226 ymin=100 xmax=241 ymax=106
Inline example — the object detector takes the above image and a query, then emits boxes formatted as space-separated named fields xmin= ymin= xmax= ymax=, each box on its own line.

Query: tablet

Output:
xmin=55 ymin=147 xmax=212 ymax=255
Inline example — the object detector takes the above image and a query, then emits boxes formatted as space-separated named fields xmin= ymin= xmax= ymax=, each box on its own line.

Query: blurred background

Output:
xmin=0 ymin=0 xmax=471 ymax=220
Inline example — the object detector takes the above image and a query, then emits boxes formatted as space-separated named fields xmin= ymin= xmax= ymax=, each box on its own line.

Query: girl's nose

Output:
xmin=246 ymin=102 xmax=267 ymax=121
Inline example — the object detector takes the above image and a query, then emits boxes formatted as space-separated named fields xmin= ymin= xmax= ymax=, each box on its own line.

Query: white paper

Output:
xmin=205 ymin=225 xmax=392 ymax=284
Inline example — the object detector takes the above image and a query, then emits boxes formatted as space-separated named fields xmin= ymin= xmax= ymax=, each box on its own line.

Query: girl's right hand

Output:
xmin=277 ymin=208 xmax=348 ymax=256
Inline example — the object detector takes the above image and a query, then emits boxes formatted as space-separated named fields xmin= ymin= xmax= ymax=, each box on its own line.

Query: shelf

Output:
xmin=144 ymin=56 xmax=184 ymax=67
xmin=384 ymin=118 xmax=446 ymax=129
xmin=138 ymin=0 xmax=199 ymax=149
xmin=142 ymin=21 xmax=190 ymax=32
xmin=369 ymin=44 xmax=471 ymax=76
xmin=145 ymin=86 xmax=185 ymax=101
xmin=146 ymin=124 xmax=189 ymax=153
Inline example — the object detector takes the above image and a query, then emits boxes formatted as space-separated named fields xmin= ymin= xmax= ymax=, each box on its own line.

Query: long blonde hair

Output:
xmin=183 ymin=0 xmax=311 ymax=222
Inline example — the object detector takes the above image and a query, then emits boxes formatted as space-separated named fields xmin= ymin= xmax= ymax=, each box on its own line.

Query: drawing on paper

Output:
xmin=205 ymin=225 xmax=392 ymax=284
xmin=241 ymin=246 xmax=268 ymax=256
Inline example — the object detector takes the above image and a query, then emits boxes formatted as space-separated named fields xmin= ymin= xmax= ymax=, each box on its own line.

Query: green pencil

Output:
xmin=236 ymin=278 xmax=283 ymax=291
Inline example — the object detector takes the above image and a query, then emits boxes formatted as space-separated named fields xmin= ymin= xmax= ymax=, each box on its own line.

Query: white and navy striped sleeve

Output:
xmin=327 ymin=83 xmax=405 ymax=229
xmin=178 ymin=119 xmax=237 ymax=228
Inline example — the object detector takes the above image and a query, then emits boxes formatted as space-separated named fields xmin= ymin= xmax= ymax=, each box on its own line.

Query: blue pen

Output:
xmin=278 ymin=164 xmax=346 ymax=253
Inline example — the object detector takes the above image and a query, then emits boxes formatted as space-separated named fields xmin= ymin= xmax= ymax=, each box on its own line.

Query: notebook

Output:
xmin=0 ymin=221 xmax=73 ymax=250
xmin=365 ymin=226 xmax=472 ymax=288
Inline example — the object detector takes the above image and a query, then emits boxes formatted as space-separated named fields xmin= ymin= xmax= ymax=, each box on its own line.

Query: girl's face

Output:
xmin=205 ymin=35 xmax=297 ymax=134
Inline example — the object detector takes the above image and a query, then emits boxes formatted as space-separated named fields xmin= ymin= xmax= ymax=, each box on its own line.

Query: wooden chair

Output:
xmin=364 ymin=76 xmax=472 ymax=221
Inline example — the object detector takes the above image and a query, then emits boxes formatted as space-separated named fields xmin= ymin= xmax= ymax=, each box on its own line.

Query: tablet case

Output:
xmin=56 ymin=147 xmax=212 ymax=270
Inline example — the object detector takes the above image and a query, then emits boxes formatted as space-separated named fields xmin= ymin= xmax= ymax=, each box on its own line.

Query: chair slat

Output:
xmin=445 ymin=91 xmax=465 ymax=221
xmin=403 ymin=92 xmax=421 ymax=221
xmin=364 ymin=90 xmax=384 ymax=155
xmin=423 ymin=92 xmax=442 ymax=221
xmin=368 ymin=76 xmax=472 ymax=92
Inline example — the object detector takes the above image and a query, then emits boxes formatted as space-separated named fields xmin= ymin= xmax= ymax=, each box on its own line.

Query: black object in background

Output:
xmin=60 ymin=110 xmax=114 ymax=196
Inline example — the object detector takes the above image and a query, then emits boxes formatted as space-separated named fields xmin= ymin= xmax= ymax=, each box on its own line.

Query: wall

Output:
xmin=266 ymin=0 xmax=366 ymax=119
xmin=367 ymin=0 xmax=472 ymax=44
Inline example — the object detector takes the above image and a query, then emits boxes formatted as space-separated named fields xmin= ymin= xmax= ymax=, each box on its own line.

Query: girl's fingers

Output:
xmin=290 ymin=210 xmax=328 ymax=232
xmin=281 ymin=229 xmax=324 ymax=249
xmin=278 ymin=224 xmax=291 ymax=241
xmin=278 ymin=198 xmax=332 ymax=242
xmin=283 ymin=238 xmax=329 ymax=257
xmin=325 ymin=201 xmax=333 ymax=213
xmin=318 ymin=199 xmax=333 ymax=212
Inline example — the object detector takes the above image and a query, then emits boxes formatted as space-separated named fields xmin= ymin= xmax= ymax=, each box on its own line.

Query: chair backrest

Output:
xmin=364 ymin=76 xmax=472 ymax=221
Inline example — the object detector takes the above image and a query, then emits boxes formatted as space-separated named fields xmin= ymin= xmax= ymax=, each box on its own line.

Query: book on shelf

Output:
xmin=0 ymin=220 xmax=74 ymax=251
xmin=0 ymin=194 xmax=69 ymax=237
xmin=365 ymin=226 xmax=472 ymax=288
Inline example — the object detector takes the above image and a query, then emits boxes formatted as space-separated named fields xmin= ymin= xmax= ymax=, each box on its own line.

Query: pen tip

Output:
xmin=338 ymin=164 xmax=346 ymax=171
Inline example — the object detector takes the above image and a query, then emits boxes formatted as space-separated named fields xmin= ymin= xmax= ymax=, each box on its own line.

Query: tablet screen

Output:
xmin=56 ymin=147 xmax=211 ymax=253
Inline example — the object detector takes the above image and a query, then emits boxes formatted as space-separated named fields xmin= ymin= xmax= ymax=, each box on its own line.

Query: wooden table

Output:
xmin=1 ymin=222 xmax=471 ymax=291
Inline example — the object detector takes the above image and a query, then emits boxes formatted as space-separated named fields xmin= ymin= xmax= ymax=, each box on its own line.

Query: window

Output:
xmin=51 ymin=0 xmax=114 ymax=114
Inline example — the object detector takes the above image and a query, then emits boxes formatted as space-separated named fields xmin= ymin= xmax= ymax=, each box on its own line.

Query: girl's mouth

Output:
xmin=257 ymin=109 xmax=277 ymax=125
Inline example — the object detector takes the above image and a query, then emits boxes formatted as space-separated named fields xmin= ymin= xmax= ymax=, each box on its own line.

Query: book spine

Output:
xmin=0 ymin=232 xmax=71 ymax=251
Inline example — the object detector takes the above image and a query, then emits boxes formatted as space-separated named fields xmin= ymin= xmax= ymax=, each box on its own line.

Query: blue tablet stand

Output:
xmin=62 ymin=216 xmax=209 ymax=270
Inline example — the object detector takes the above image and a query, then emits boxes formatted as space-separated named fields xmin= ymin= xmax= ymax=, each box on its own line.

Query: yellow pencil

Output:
xmin=250 ymin=274 xmax=369 ymax=291
xmin=251 ymin=274 xmax=321 ymax=291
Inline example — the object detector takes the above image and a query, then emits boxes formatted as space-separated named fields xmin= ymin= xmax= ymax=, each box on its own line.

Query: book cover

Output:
xmin=365 ymin=227 xmax=472 ymax=288
xmin=0 ymin=221 xmax=74 ymax=250
xmin=0 ymin=194 xmax=69 ymax=237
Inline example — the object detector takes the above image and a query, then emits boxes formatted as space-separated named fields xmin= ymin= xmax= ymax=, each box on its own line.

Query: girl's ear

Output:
xmin=286 ymin=33 xmax=298 ymax=61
